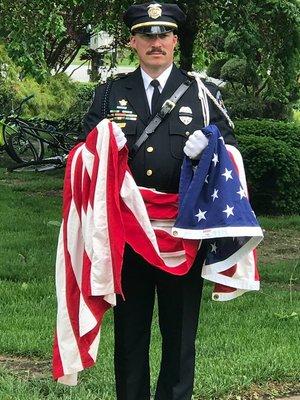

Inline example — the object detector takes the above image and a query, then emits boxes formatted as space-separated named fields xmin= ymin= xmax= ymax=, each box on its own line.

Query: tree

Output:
xmin=0 ymin=0 xmax=299 ymax=120
xmin=197 ymin=0 xmax=300 ymax=119
xmin=0 ymin=0 xmax=112 ymax=80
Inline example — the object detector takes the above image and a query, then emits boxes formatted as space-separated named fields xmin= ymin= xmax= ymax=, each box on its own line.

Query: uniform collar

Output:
xmin=141 ymin=64 xmax=173 ymax=91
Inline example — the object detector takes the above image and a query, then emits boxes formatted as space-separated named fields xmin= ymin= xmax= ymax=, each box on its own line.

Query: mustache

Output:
xmin=146 ymin=47 xmax=166 ymax=55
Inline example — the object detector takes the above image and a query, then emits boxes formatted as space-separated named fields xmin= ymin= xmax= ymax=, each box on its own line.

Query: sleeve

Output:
xmin=77 ymin=84 xmax=107 ymax=142
xmin=206 ymin=82 xmax=237 ymax=147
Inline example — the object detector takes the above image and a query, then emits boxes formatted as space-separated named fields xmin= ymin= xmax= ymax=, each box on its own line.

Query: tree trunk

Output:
xmin=178 ymin=27 xmax=198 ymax=71
xmin=177 ymin=4 xmax=200 ymax=71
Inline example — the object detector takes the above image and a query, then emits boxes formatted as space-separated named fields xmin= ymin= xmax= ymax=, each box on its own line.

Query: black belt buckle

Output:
xmin=158 ymin=99 xmax=176 ymax=118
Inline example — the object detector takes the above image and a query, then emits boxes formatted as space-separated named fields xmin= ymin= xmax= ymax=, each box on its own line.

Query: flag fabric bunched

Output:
xmin=173 ymin=124 xmax=263 ymax=300
xmin=53 ymin=120 xmax=263 ymax=384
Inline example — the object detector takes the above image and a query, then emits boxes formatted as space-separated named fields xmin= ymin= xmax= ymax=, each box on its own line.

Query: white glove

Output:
xmin=111 ymin=121 xmax=127 ymax=150
xmin=183 ymin=130 xmax=208 ymax=159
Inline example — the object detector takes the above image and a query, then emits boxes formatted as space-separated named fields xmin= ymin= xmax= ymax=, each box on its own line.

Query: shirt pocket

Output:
xmin=122 ymin=120 xmax=138 ymax=150
xmin=169 ymin=119 xmax=196 ymax=160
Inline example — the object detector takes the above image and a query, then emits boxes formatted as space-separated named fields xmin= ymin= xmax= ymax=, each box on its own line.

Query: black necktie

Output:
xmin=150 ymin=79 xmax=160 ymax=115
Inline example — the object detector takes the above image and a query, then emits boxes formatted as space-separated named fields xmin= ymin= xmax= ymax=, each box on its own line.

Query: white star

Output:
xmin=211 ymin=188 xmax=219 ymax=201
xmin=212 ymin=153 xmax=219 ymax=166
xmin=205 ymin=174 xmax=209 ymax=183
xmin=210 ymin=242 xmax=217 ymax=253
xmin=237 ymin=186 xmax=246 ymax=199
xmin=223 ymin=204 xmax=234 ymax=218
xmin=195 ymin=209 xmax=207 ymax=222
xmin=222 ymin=168 xmax=233 ymax=181
xmin=218 ymin=136 xmax=225 ymax=145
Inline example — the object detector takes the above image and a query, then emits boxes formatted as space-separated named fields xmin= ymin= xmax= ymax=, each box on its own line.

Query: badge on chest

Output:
xmin=178 ymin=106 xmax=193 ymax=125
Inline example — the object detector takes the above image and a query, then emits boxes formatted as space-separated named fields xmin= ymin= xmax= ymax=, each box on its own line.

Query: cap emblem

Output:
xmin=147 ymin=3 xmax=162 ymax=19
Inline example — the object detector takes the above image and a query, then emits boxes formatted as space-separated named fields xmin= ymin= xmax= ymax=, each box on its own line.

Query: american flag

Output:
xmin=53 ymin=120 xmax=262 ymax=384
xmin=173 ymin=124 xmax=263 ymax=300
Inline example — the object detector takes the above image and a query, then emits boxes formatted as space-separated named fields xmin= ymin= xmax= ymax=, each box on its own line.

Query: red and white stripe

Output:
xmin=53 ymin=120 xmax=260 ymax=384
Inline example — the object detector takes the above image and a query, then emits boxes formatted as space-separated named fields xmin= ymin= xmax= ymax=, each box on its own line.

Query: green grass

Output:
xmin=0 ymin=163 xmax=299 ymax=399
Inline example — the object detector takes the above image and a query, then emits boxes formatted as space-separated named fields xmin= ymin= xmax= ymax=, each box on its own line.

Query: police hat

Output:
xmin=123 ymin=3 xmax=186 ymax=35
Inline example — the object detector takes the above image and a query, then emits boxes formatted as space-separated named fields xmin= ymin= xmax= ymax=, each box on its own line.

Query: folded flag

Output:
xmin=173 ymin=124 xmax=263 ymax=300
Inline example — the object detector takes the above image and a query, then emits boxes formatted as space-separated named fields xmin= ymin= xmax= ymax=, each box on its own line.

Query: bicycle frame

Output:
xmin=11 ymin=117 xmax=77 ymax=153
xmin=3 ymin=94 xmax=78 ymax=167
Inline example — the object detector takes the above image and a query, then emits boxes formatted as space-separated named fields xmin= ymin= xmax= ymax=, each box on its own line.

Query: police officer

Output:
xmin=82 ymin=3 xmax=236 ymax=400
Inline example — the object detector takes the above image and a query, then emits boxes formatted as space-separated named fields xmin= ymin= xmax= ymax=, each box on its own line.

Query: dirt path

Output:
xmin=0 ymin=355 xmax=50 ymax=379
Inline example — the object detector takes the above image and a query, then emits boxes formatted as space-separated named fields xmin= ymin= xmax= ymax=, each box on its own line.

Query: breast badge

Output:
xmin=179 ymin=106 xmax=193 ymax=125
xmin=118 ymin=99 xmax=128 ymax=107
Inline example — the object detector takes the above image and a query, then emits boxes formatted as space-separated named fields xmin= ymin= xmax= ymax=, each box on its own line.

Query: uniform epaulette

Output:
xmin=187 ymin=72 xmax=219 ymax=88
xmin=109 ymin=71 xmax=134 ymax=82
xmin=187 ymin=71 xmax=234 ymax=129
xmin=187 ymin=71 xmax=206 ymax=79
xmin=101 ymin=72 xmax=129 ymax=85
xmin=113 ymin=72 xmax=130 ymax=80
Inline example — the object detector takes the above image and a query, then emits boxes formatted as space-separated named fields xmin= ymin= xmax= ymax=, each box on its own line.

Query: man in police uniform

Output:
xmin=82 ymin=3 xmax=236 ymax=400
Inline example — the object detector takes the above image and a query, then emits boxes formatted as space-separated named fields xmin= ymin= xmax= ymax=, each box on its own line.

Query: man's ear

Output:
xmin=130 ymin=35 xmax=136 ymax=49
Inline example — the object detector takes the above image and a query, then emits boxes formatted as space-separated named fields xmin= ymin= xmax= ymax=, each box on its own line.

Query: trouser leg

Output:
xmin=114 ymin=246 xmax=155 ymax=400
xmin=155 ymin=252 xmax=205 ymax=400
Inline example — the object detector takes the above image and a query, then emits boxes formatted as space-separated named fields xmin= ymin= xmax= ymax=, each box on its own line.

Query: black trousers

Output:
xmin=114 ymin=245 xmax=205 ymax=400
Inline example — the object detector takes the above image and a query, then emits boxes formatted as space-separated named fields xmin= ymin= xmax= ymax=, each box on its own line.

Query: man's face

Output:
xmin=130 ymin=32 xmax=178 ymax=71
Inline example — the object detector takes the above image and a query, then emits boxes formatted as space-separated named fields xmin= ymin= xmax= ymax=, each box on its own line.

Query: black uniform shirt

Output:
xmin=83 ymin=64 xmax=237 ymax=194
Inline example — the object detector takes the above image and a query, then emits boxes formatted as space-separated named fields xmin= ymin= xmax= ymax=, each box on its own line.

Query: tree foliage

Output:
xmin=0 ymin=0 xmax=299 ymax=120
xmin=0 ymin=44 xmax=78 ymax=119
xmin=0 ymin=0 xmax=113 ymax=80
xmin=197 ymin=0 xmax=300 ymax=119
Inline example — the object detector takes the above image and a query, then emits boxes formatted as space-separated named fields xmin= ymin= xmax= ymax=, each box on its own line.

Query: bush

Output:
xmin=58 ymin=82 xmax=96 ymax=133
xmin=13 ymin=74 xmax=78 ymax=120
xmin=0 ymin=43 xmax=79 ymax=120
xmin=0 ymin=44 xmax=21 ymax=114
xmin=221 ymin=82 xmax=293 ymax=121
xmin=236 ymin=133 xmax=300 ymax=215
xmin=223 ymin=88 xmax=266 ymax=119
xmin=235 ymin=119 xmax=300 ymax=149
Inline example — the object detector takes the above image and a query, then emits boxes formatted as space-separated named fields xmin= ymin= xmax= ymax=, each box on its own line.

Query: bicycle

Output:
xmin=1 ymin=95 xmax=44 ymax=163
xmin=1 ymin=95 xmax=79 ymax=171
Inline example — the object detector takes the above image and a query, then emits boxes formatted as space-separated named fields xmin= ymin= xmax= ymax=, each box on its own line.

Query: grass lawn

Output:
xmin=0 ymin=154 xmax=299 ymax=400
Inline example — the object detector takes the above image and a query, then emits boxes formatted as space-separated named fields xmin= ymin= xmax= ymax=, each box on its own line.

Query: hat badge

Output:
xmin=147 ymin=3 xmax=162 ymax=19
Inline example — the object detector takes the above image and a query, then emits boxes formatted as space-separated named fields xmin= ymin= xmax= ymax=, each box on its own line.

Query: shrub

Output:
xmin=0 ymin=43 xmax=79 ymax=120
xmin=12 ymin=74 xmax=78 ymax=120
xmin=0 ymin=44 xmax=20 ymax=114
xmin=237 ymin=134 xmax=300 ymax=215
xmin=223 ymin=88 xmax=265 ymax=119
xmin=221 ymin=83 xmax=293 ymax=121
xmin=58 ymin=82 xmax=96 ymax=133
xmin=235 ymin=119 xmax=300 ymax=149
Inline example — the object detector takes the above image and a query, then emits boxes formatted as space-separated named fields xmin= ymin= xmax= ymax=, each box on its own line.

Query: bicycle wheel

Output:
xmin=62 ymin=132 xmax=79 ymax=151
xmin=4 ymin=126 xmax=44 ymax=163
xmin=7 ymin=156 xmax=65 ymax=172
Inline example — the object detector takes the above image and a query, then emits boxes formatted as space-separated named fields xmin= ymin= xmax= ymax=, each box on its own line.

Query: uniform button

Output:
xmin=146 ymin=146 xmax=154 ymax=153
xmin=146 ymin=169 xmax=153 ymax=176
xmin=185 ymin=131 xmax=190 ymax=136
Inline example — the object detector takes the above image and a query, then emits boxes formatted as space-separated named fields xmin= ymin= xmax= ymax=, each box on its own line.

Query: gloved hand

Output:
xmin=183 ymin=130 xmax=208 ymax=159
xmin=111 ymin=121 xmax=127 ymax=150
